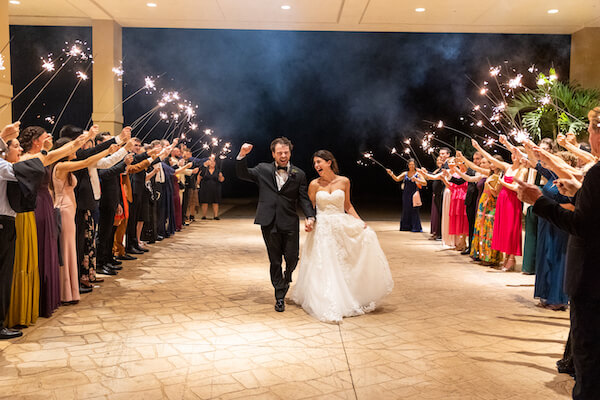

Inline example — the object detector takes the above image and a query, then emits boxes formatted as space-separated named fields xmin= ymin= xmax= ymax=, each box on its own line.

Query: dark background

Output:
xmin=9 ymin=26 xmax=571 ymax=206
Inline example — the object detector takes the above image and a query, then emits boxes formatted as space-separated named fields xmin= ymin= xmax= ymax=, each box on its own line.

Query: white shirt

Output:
xmin=274 ymin=162 xmax=290 ymax=191
xmin=0 ymin=158 xmax=17 ymax=217
xmin=89 ymin=139 xmax=126 ymax=200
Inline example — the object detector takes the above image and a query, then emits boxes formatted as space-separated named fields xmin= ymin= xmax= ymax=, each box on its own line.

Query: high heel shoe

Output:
xmin=502 ymin=257 xmax=515 ymax=272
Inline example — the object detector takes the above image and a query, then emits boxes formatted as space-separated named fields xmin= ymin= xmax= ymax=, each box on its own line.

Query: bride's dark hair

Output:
xmin=313 ymin=150 xmax=339 ymax=174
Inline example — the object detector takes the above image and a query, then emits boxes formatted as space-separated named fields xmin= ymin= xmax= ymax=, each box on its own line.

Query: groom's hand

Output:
xmin=238 ymin=143 xmax=253 ymax=158
xmin=305 ymin=218 xmax=314 ymax=232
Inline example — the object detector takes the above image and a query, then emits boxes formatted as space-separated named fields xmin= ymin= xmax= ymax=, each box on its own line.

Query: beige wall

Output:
xmin=0 ymin=2 xmax=13 ymax=128
xmin=570 ymin=27 xmax=600 ymax=90
xmin=91 ymin=19 xmax=123 ymax=135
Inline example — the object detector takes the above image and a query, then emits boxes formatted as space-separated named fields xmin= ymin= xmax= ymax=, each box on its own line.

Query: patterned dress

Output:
xmin=471 ymin=174 xmax=503 ymax=265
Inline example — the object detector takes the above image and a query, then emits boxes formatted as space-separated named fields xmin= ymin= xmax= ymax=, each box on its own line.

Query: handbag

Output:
xmin=412 ymin=191 xmax=422 ymax=207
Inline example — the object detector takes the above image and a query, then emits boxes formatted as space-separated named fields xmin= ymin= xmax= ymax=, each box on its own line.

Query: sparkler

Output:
xmin=362 ymin=152 xmax=388 ymax=171
xmin=403 ymin=138 xmax=424 ymax=168
xmin=112 ymin=62 xmax=124 ymax=81
xmin=52 ymin=62 xmax=93 ymax=134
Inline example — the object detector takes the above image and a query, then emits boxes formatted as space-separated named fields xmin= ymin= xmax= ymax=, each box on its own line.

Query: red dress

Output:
xmin=491 ymin=176 xmax=522 ymax=256
xmin=449 ymin=178 xmax=469 ymax=235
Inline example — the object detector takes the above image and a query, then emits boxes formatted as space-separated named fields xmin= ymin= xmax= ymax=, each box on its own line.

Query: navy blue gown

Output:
xmin=534 ymin=162 xmax=570 ymax=306
xmin=400 ymin=173 xmax=422 ymax=232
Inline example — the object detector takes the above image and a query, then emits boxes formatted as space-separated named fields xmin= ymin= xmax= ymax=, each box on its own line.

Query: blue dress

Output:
xmin=400 ymin=173 xmax=422 ymax=232
xmin=534 ymin=162 xmax=570 ymax=306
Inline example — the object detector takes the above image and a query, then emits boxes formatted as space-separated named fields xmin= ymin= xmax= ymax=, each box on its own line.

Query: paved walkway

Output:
xmin=0 ymin=206 xmax=573 ymax=399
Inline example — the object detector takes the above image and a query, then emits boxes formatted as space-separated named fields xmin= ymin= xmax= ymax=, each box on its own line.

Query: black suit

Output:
xmin=97 ymin=161 xmax=127 ymax=266
xmin=236 ymin=157 xmax=315 ymax=300
xmin=533 ymin=161 xmax=600 ymax=399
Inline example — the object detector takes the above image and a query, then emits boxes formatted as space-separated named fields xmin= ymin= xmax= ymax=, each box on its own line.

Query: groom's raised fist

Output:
xmin=239 ymin=143 xmax=253 ymax=157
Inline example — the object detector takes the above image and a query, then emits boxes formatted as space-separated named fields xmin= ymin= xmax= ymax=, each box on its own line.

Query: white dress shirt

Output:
xmin=0 ymin=158 xmax=17 ymax=217
xmin=89 ymin=140 xmax=127 ymax=200
xmin=274 ymin=162 xmax=290 ymax=191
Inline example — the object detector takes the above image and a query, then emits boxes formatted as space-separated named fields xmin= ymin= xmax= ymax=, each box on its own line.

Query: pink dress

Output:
xmin=491 ymin=175 xmax=522 ymax=256
xmin=449 ymin=179 xmax=469 ymax=235
xmin=53 ymin=170 xmax=81 ymax=303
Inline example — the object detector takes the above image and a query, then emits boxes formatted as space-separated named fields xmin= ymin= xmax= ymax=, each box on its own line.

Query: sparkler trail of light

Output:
xmin=387 ymin=146 xmax=410 ymax=163
xmin=362 ymin=152 xmax=388 ymax=171
xmin=18 ymin=54 xmax=75 ymax=122
xmin=159 ymin=118 xmax=177 ymax=140
xmin=430 ymin=136 xmax=457 ymax=152
xmin=0 ymin=35 xmax=14 ymax=55
xmin=130 ymin=105 xmax=162 ymax=130
xmin=51 ymin=62 xmax=93 ymax=134
xmin=424 ymin=120 xmax=475 ymax=141
xmin=138 ymin=118 xmax=163 ymax=142
xmin=132 ymin=108 xmax=159 ymax=135
xmin=403 ymin=138 xmax=424 ymax=168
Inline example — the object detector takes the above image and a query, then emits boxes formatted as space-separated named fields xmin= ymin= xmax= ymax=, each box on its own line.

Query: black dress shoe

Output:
xmin=79 ymin=285 xmax=93 ymax=294
xmin=135 ymin=245 xmax=149 ymax=253
xmin=274 ymin=299 xmax=285 ymax=312
xmin=110 ymin=258 xmax=122 ymax=266
xmin=97 ymin=265 xmax=117 ymax=275
xmin=106 ymin=263 xmax=123 ymax=271
xmin=461 ymin=248 xmax=471 ymax=255
xmin=118 ymin=254 xmax=137 ymax=261
xmin=214 ymin=216 xmax=220 ymax=220
xmin=156 ymin=235 xmax=164 ymax=241
xmin=126 ymin=247 xmax=144 ymax=255
xmin=0 ymin=327 xmax=23 ymax=339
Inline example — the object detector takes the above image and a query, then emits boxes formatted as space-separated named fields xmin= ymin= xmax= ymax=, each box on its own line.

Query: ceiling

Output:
xmin=8 ymin=0 xmax=600 ymax=34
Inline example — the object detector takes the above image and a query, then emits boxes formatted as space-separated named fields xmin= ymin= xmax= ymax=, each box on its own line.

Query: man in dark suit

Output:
xmin=236 ymin=137 xmax=316 ymax=312
xmin=516 ymin=107 xmax=600 ymax=400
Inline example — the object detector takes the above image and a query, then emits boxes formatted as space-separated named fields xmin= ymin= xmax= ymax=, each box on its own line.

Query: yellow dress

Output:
xmin=8 ymin=211 xmax=40 ymax=327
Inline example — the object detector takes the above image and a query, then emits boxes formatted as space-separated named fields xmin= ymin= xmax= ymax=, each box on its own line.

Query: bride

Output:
xmin=291 ymin=150 xmax=394 ymax=323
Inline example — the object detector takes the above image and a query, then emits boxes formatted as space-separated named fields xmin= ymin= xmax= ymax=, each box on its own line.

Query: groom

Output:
xmin=236 ymin=137 xmax=315 ymax=312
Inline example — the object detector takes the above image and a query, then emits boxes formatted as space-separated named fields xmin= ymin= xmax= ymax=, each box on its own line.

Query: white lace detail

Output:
xmin=291 ymin=189 xmax=394 ymax=323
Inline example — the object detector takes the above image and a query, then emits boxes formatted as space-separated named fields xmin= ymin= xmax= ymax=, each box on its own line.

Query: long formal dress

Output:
xmin=430 ymin=169 xmax=443 ymax=238
xmin=470 ymin=174 xmax=503 ymax=264
xmin=53 ymin=171 xmax=80 ymax=303
xmin=449 ymin=178 xmax=468 ymax=236
xmin=534 ymin=163 xmax=569 ymax=306
xmin=441 ymin=187 xmax=455 ymax=248
xmin=7 ymin=158 xmax=45 ymax=328
xmin=35 ymin=167 xmax=61 ymax=318
xmin=171 ymin=175 xmax=182 ymax=231
xmin=400 ymin=173 xmax=422 ymax=232
xmin=491 ymin=175 xmax=522 ymax=256
xmin=291 ymin=189 xmax=394 ymax=323
xmin=522 ymin=171 xmax=542 ymax=274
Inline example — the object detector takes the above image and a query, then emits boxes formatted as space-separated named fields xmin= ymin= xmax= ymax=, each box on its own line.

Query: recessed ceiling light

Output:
xmin=146 ymin=2 xmax=157 ymax=7
xmin=9 ymin=0 xmax=21 ymax=4
xmin=281 ymin=5 xmax=291 ymax=10
xmin=547 ymin=9 xmax=559 ymax=14
xmin=415 ymin=7 xmax=426 ymax=12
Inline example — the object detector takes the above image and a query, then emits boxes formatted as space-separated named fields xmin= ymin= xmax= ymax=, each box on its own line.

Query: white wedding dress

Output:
xmin=291 ymin=189 xmax=394 ymax=323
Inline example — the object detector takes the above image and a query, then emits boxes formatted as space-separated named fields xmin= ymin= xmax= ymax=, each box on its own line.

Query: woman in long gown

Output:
xmin=50 ymin=137 xmax=113 ymax=304
xmin=419 ymin=161 xmax=455 ymax=248
xmin=472 ymin=137 xmax=528 ymax=271
xmin=446 ymin=158 xmax=469 ymax=251
xmin=455 ymin=154 xmax=503 ymax=266
xmin=292 ymin=150 xmax=394 ymax=323
xmin=386 ymin=159 xmax=426 ymax=232
xmin=19 ymin=127 xmax=61 ymax=318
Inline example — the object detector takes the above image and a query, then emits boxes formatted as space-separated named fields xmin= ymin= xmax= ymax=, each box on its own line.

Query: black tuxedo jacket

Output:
xmin=533 ymin=161 xmax=600 ymax=300
xmin=98 ymin=160 xmax=127 ymax=211
xmin=236 ymin=157 xmax=315 ymax=231
xmin=73 ymin=138 xmax=116 ymax=210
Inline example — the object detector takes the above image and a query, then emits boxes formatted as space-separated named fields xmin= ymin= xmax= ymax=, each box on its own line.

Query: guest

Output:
xmin=199 ymin=157 xmax=225 ymax=220
xmin=457 ymin=152 xmax=503 ymax=266
xmin=473 ymin=137 xmax=528 ymax=271
xmin=50 ymin=138 xmax=113 ymax=304
xmin=516 ymin=107 xmax=600 ymax=399
xmin=386 ymin=159 xmax=426 ymax=232
xmin=443 ymin=158 xmax=469 ymax=251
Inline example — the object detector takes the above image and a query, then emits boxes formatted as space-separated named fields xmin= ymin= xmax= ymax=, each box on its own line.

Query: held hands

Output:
xmin=566 ymin=132 xmax=577 ymax=145
xmin=124 ymin=154 xmax=133 ymax=166
xmin=87 ymin=125 xmax=99 ymax=140
xmin=42 ymin=134 xmax=53 ymax=151
xmin=471 ymin=138 xmax=481 ymax=149
xmin=239 ymin=143 xmax=253 ymax=157
xmin=304 ymin=218 xmax=314 ymax=232
xmin=498 ymin=134 xmax=508 ymax=145
xmin=1 ymin=121 xmax=20 ymax=142
xmin=557 ymin=133 xmax=566 ymax=147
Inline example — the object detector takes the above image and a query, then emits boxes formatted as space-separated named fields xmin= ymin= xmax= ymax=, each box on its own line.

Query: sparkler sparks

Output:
xmin=112 ymin=62 xmax=124 ymax=80
xmin=76 ymin=71 xmax=88 ymax=80
xmin=489 ymin=66 xmax=501 ymax=76
xmin=508 ymin=74 xmax=523 ymax=89
xmin=437 ymin=120 xmax=443 ymax=128
xmin=0 ymin=54 xmax=5 ymax=71
xmin=41 ymin=58 xmax=55 ymax=72
xmin=144 ymin=76 xmax=156 ymax=91
xmin=45 ymin=116 xmax=55 ymax=125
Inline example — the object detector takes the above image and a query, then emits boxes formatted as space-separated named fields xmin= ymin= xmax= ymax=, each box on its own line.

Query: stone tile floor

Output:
xmin=0 ymin=207 xmax=574 ymax=399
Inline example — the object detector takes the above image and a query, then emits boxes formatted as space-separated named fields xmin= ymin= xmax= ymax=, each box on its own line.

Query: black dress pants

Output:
xmin=261 ymin=224 xmax=299 ymax=301
xmin=0 ymin=216 xmax=16 ymax=328
xmin=466 ymin=200 xmax=477 ymax=251
xmin=126 ymin=197 xmax=139 ymax=250
xmin=181 ymin=188 xmax=191 ymax=221
xmin=570 ymin=297 xmax=600 ymax=399
xmin=97 ymin=206 xmax=116 ymax=266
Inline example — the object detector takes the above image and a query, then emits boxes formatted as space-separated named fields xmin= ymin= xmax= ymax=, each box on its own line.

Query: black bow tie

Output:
xmin=276 ymin=165 xmax=288 ymax=171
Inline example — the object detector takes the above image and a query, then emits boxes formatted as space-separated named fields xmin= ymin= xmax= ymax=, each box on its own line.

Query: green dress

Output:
xmin=521 ymin=172 xmax=542 ymax=275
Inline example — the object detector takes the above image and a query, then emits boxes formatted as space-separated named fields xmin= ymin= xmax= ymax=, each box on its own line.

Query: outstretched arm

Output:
xmin=456 ymin=151 xmax=491 ymax=175
xmin=472 ymin=139 xmax=510 ymax=172
xmin=235 ymin=143 xmax=259 ymax=183
xmin=386 ymin=169 xmax=406 ymax=182
xmin=558 ymin=133 xmax=598 ymax=165
xmin=56 ymin=147 xmax=112 ymax=174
